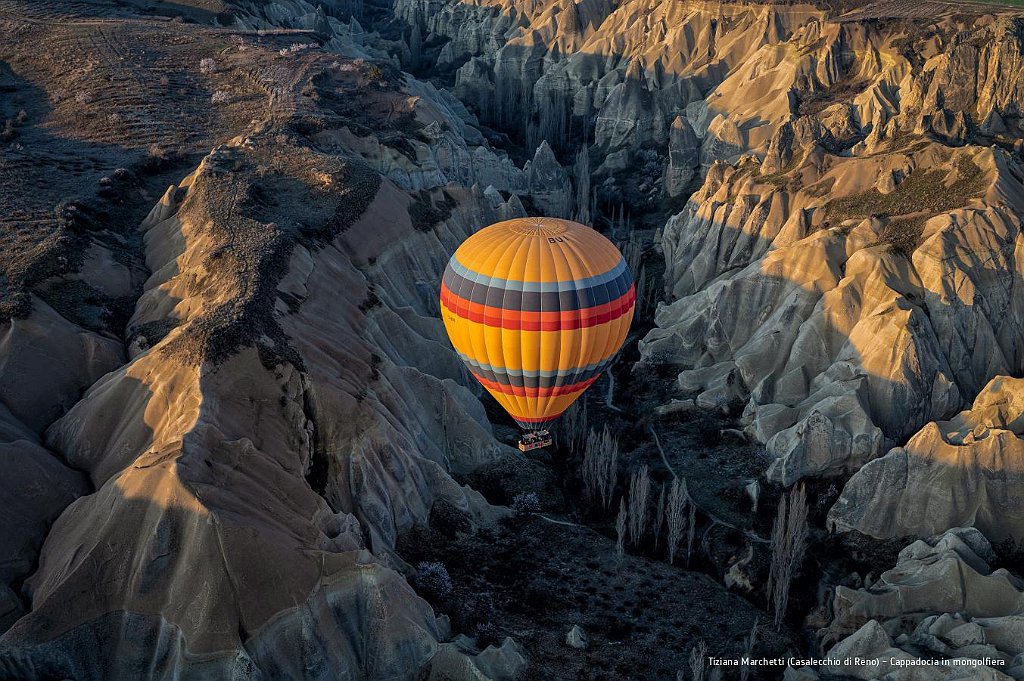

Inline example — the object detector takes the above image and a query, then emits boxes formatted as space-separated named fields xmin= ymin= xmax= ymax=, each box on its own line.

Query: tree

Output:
xmin=560 ymin=399 xmax=588 ymax=456
xmin=652 ymin=482 xmax=666 ymax=551
xmin=666 ymin=477 xmax=687 ymax=564
xmin=686 ymin=501 xmax=697 ymax=565
xmin=582 ymin=426 xmax=618 ymax=511
xmin=689 ymin=640 xmax=707 ymax=681
xmin=615 ymin=498 xmax=628 ymax=565
xmin=740 ymin=618 xmax=759 ymax=681
xmin=627 ymin=465 xmax=651 ymax=547
xmin=767 ymin=485 xmax=808 ymax=630
xmin=573 ymin=147 xmax=591 ymax=224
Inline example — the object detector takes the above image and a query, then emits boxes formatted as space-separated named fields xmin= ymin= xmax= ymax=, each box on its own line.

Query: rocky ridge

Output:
xmin=0 ymin=3 xmax=542 ymax=678
xmin=4 ymin=0 xmax=1024 ymax=678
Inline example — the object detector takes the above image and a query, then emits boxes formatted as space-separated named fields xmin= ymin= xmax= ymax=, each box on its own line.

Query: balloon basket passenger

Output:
xmin=518 ymin=430 xmax=553 ymax=452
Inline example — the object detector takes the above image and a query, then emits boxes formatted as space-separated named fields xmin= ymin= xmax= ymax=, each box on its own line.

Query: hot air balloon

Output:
xmin=440 ymin=217 xmax=635 ymax=451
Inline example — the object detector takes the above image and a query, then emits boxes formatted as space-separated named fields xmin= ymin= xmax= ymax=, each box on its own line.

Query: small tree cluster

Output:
xmin=633 ymin=262 xmax=661 ymax=321
xmin=582 ymin=426 xmax=618 ymax=510
xmin=767 ymin=484 xmax=808 ymax=630
xmin=559 ymin=399 xmax=588 ymax=457
xmin=415 ymin=561 xmax=453 ymax=600
xmin=511 ymin=492 xmax=540 ymax=514
xmin=573 ymin=147 xmax=591 ymax=224
xmin=652 ymin=482 xmax=666 ymax=552
xmin=527 ymin=90 xmax=568 ymax=156
xmin=279 ymin=42 xmax=317 ymax=56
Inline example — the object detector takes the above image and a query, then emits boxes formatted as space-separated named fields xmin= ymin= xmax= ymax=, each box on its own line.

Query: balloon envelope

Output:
xmin=440 ymin=218 xmax=635 ymax=430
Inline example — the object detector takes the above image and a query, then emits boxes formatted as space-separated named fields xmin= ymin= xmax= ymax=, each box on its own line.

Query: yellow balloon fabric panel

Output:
xmin=440 ymin=218 xmax=635 ymax=430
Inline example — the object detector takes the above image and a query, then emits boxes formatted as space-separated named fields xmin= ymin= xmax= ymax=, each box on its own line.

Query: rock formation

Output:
xmin=634 ymin=10 xmax=1024 ymax=543
xmin=0 ymin=5 xmax=528 ymax=678
xmin=796 ymin=529 xmax=1024 ymax=680
xmin=525 ymin=140 xmax=572 ymax=217
xmin=665 ymin=115 xmax=700 ymax=197
xmin=830 ymin=376 xmax=1024 ymax=542
xmin=5 ymin=0 xmax=1024 ymax=677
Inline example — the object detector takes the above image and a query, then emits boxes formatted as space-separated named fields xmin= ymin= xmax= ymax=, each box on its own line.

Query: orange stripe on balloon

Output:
xmin=508 ymin=414 xmax=557 ymax=423
xmin=441 ymin=284 xmax=635 ymax=331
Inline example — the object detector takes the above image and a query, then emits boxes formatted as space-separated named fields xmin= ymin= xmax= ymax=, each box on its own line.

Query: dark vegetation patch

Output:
xmin=160 ymin=144 xmax=382 ymax=368
xmin=795 ymin=78 xmax=871 ymax=117
xmin=0 ymin=214 xmax=86 ymax=322
xmin=298 ymin=65 xmax=428 ymax=158
xmin=408 ymin=190 xmax=456 ymax=232
xmin=461 ymin=453 xmax=563 ymax=509
xmin=399 ymin=514 xmax=791 ymax=680
xmin=36 ymin=279 xmax=135 ymax=335
xmin=824 ymin=154 xmax=988 ymax=253
xmin=127 ymin=318 xmax=182 ymax=351
xmin=877 ymin=215 xmax=928 ymax=257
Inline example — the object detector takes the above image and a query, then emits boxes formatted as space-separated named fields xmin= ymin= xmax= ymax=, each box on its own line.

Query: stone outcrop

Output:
xmin=594 ymin=59 xmax=667 ymax=155
xmin=641 ymin=112 xmax=1024 ymax=509
xmin=804 ymin=529 xmax=1024 ymax=680
xmin=525 ymin=140 xmax=572 ymax=217
xmin=394 ymin=0 xmax=1024 ymax=218
xmin=399 ymin=0 xmax=830 ymax=175
xmin=830 ymin=376 xmax=1024 ymax=542
xmin=665 ymin=115 xmax=701 ymax=196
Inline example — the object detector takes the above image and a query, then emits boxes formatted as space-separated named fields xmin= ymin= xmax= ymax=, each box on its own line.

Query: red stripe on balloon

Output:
xmin=441 ymin=284 xmax=635 ymax=331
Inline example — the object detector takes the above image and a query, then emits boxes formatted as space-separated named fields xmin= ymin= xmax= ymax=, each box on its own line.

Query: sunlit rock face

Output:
xmin=400 ymin=0 xmax=828 ymax=175
xmin=642 ymin=142 xmax=1024 ymax=486
xmin=617 ymin=7 xmax=1024 ymax=545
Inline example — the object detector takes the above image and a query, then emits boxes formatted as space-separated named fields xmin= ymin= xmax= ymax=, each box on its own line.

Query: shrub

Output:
xmin=615 ymin=498 xmax=627 ymax=564
xmin=415 ymin=561 xmax=453 ymax=600
xmin=475 ymin=621 xmax=501 ymax=648
xmin=211 ymin=90 xmax=230 ymax=104
xmin=357 ymin=288 xmax=381 ymax=312
xmin=199 ymin=57 xmax=217 ymax=74
xmin=511 ymin=492 xmax=540 ymax=514
xmin=280 ymin=42 xmax=316 ymax=56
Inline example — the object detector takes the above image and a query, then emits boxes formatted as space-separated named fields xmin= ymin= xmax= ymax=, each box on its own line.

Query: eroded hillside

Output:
xmin=3 ymin=0 xmax=1024 ymax=679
